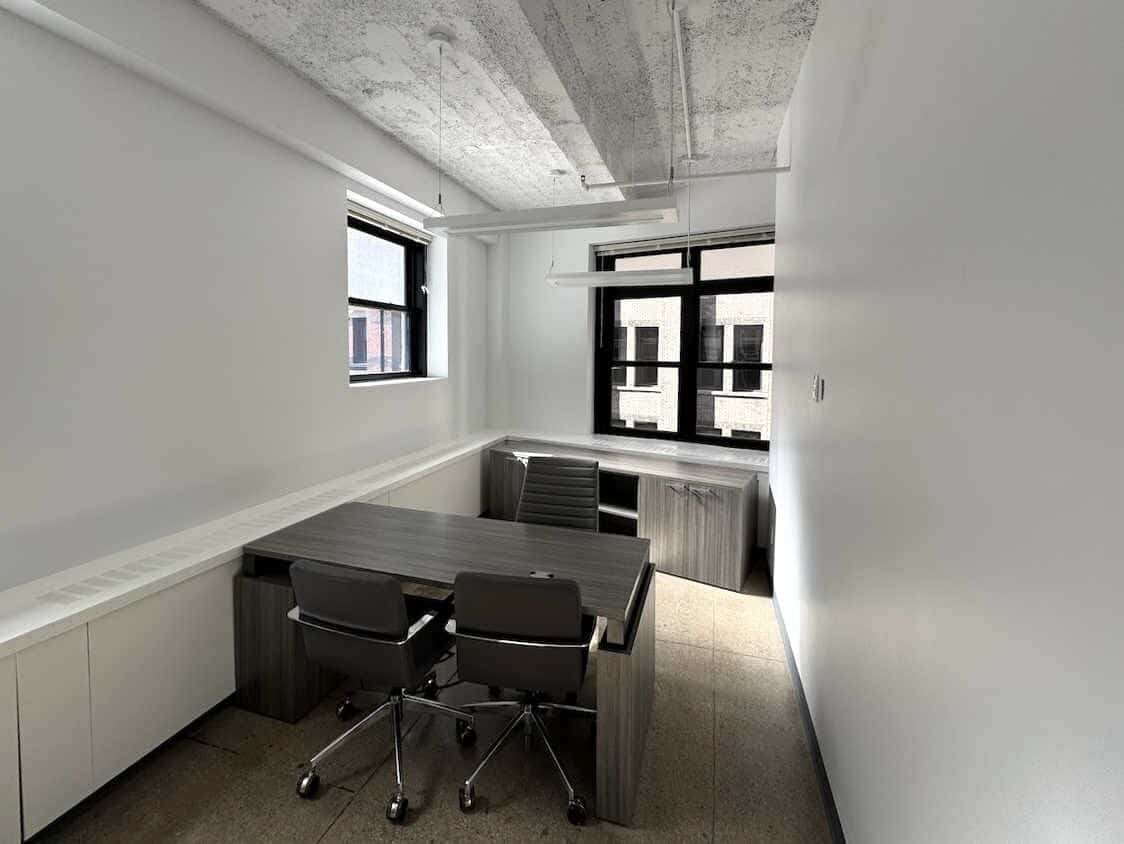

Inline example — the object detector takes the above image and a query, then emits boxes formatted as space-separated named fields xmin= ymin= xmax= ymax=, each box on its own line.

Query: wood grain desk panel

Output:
xmin=244 ymin=502 xmax=650 ymax=623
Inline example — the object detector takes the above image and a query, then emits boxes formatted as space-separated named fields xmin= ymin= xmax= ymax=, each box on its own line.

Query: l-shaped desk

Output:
xmin=242 ymin=502 xmax=655 ymax=826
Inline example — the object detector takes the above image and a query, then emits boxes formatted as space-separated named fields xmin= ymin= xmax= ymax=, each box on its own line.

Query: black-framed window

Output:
xmin=347 ymin=215 xmax=427 ymax=382
xmin=594 ymin=238 xmax=774 ymax=450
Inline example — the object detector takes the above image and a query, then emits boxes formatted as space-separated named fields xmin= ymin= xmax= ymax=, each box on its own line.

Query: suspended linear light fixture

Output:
xmin=425 ymin=195 xmax=678 ymax=236
xmin=544 ymin=4 xmax=692 ymax=288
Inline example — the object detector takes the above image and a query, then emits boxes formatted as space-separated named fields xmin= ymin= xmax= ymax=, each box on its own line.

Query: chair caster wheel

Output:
xmin=386 ymin=793 xmax=408 ymax=824
xmin=421 ymin=674 xmax=439 ymax=700
xmin=567 ymin=796 xmax=589 ymax=826
xmin=458 ymin=784 xmax=476 ymax=813
xmin=296 ymin=771 xmax=320 ymax=799
xmin=455 ymin=720 xmax=477 ymax=747
xmin=336 ymin=699 xmax=358 ymax=721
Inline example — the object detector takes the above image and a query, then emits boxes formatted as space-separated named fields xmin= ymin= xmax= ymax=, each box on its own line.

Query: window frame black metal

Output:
xmin=593 ymin=239 xmax=775 ymax=451
xmin=347 ymin=215 xmax=428 ymax=384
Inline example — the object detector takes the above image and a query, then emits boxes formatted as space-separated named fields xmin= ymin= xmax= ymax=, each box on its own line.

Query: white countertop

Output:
xmin=0 ymin=428 xmax=765 ymax=659
xmin=509 ymin=431 xmax=769 ymax=473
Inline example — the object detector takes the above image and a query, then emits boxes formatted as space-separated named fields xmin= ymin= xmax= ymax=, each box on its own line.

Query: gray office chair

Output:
xmin=449 ymin=571 xmax=597 ymax=826
xmin=288 ymin=559 xmax=473 ymax=824
xmin=515 ymin=456 xmax=600 ymax=532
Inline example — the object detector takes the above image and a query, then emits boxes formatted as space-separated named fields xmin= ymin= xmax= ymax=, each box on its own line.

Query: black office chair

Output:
xmin=288 ymin=559 xmax=473 ymax=824
xmin=515 ymin=456 xmax=599 ymax=532
xmin=449 ymin=571 xmax=597 ymax=826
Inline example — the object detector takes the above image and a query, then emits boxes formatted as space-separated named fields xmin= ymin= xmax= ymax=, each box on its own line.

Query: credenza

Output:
xmin=488 ymin=438 xmax=760 ymax=591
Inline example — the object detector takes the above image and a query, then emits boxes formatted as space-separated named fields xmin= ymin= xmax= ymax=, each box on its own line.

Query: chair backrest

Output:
xmin=515 ymin=456 xmax=599 ymax=532
xmin=290 ymin=559 xmax=408 ymax=639
xmin=290 ymin=559 xmax=424 ymax=688
xmin=453 ymin=571 xmax=589 ymax=695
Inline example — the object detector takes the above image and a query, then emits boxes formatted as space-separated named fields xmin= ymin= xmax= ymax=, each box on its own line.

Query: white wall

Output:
xmin=497 ymin=176 xmax=776 ymax=433
xmin=771 ymin=1 xmax=1124 ymax=841
xmin=0 ymin=8 xmax=490 ymax=591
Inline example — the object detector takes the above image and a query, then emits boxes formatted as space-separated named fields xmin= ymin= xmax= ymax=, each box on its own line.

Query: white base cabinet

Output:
xmin=16 ymin=627 xmax=93 ymax=839
xmin=89 ymin=562 xmax=237 ymax=788
xmin=8 ymin=563 xmax=238 ymax=839
xmin=0 ymin=657 xmax=19 ymax=844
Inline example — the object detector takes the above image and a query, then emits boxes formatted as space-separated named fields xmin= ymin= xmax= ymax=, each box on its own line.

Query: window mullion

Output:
xmin=679 ymin=280 xmax=699 ymax=440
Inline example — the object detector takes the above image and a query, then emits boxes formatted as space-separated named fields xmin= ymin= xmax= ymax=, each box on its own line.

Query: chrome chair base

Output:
xmin=295 ymin=679 xmax=473 ymax=825
xmin=455 ymin=698 xmax=596 ymax=826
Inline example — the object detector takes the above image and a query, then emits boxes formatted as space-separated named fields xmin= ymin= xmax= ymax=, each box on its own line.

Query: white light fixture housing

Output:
xmin=546 ymin=268 xmax=692 ymax=288
xmin=424 ymin=196 xmax=678 ymax=237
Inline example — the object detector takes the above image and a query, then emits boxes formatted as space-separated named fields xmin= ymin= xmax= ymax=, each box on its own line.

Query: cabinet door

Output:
xmin=89 ymin=562 xmax=237 ymax=788
xmin=687 ymin=484 xmax=748 ymax=591
xmin=17 ymin=626 xmax=94 ymax=838
xmin=0 ymin=656 xmax=18 ymax=844
xmin=638 ymin=476 xmax=690 ymax=576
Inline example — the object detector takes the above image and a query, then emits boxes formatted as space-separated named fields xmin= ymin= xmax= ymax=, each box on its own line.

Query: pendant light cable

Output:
xmin=437 ymin=42 xmax=444 ymax=214
xmin=667 ymin=0 xmax=675 ymax=191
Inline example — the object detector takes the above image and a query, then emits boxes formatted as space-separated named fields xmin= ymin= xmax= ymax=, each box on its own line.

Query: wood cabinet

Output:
xmin=637 ymin=477 xmax=690 ymax=575
xmin=639 ymin=477 xmax=754 ymax=591
xmin=688 ymin=483 xmax=750 ymax=590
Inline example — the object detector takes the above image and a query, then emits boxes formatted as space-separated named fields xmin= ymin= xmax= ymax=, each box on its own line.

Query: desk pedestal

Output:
xmin=234 ymin=570 xmax=342 ymax=723
xmin=595 ymin=563 xmax=656 ymax=826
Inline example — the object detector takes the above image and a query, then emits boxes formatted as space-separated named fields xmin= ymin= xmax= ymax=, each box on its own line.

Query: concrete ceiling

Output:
xmin=194 ymin=0 xmax=818 ymax=211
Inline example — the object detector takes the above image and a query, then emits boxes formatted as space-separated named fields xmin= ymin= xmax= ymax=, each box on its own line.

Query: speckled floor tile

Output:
xmin=38 ymin=577 xmax=831 ymax=844
xmin=713 ymin=651 xmax=830 ymax=843
xmin=35 ymin=736 xmax=351 ymax=843
xmin=655 ymin=572 xmax=715 ymax=649
xmin=713 ymin=587 xmax=785 ymax=662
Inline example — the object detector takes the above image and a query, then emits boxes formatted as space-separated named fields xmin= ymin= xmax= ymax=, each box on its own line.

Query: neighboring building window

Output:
xmin=594 ymin=236 xmax=774 ymax=449
xmin=699 ymin=324 xmax=724 ymax=391
xmin=733 ymin=325 xmax=764 ymax=392
xmin=347 ymin=215 xmax=427 ymax=382
xmin=611 ymin=327 xmax=627 ymax=386
xmin=634 ymin=327 xmax=659 ymax=387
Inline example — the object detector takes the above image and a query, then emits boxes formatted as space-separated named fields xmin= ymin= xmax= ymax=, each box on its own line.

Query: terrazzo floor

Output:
xmin=37 ymin=570 xmax=831 ymax=843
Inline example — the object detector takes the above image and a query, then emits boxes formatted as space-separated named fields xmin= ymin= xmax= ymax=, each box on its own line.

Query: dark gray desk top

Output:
xmin=243 ymin=503 xmax=651 ymax=622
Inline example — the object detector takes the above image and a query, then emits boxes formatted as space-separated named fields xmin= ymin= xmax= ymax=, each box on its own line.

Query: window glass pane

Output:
xmin=700 ymin=243 xmax=774 ymax=280
xmin=694 ymin=369 xmax=771 ymax=440
xmin=612 ymin=326 xmax=627 ymax=361
xmin=612 ymin=296 xmax=681 ymax=362
xmin=609 ymin=366 xmax=679 ymax=433
xmin=700 ymin=324 xmax=724 ymax=363
xmin=348 ymin=305 xmax=410 ymax=376
xmin=698 ymin=292 xmax=773 ymax=364
xmin=348 ymin=225 xmax=406 ymax=305
xmin=698 ymin=366 xmax=723 ymax=391
xmin=734 ymin=324 xmax=764 ymax=363
xmin=614 ymin=252 xmax=682 ymax=272
xmin=732 ymin=429 xmax=762 ymax=440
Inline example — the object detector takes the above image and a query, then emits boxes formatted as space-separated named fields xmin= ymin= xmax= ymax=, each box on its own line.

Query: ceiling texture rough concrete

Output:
xmin=194 ymin=0 xmax=818 ymax=211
